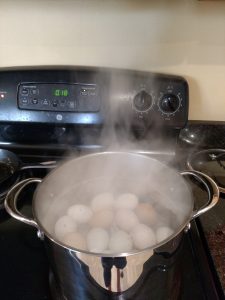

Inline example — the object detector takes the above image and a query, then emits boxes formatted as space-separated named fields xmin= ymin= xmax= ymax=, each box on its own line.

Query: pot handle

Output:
xmin=4 ymin=178 xmax=42 ymax=230
xmin=181 ymin=170 xmax=220 ymax=220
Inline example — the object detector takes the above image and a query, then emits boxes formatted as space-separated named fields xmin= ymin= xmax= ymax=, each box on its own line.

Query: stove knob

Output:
xmin=133 ymin=91 xmax=153 ymax=112
xmin=159 ymin=94 xmax=180 ymax=114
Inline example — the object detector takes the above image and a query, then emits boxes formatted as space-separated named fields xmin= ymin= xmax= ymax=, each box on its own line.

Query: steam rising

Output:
xmin=99 ymin=71 xmax=173 ymax=152
xmin=67 ymin=70 xmax=178 ymax=164
xmin=34 ymin=71 xmax=192 ymax=254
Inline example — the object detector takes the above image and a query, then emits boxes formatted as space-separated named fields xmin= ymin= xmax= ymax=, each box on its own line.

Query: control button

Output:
xmin=68 ymin=101 xmax=75 ymax=109
xmin=52 ymin=100 xmax=58 ymax=107
xmin=159 ymin=94 xmax=180 ymax=114
xmin=30 ymin=89 xmax=39 ymax=96
xmin=60 ymin=99 xmax=66 ymax=107
xmin=133 ymin=91 xmax=153 ymax=112
xmin=42 ymin=99 xmax=50 ymax=106
xmin=80 ymin=89 xmax=88 ymax=96
xmin=32 ymin=98 xmax=38 ymax=104
xmin=21 ymin=97 xmax=29 ymax=105
xmin=21 ymin=88 xmax=29 ymax=96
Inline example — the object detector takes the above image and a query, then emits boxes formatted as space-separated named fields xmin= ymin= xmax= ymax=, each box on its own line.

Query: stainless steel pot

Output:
xmin=4 ymin=152 xmax=220 ymax=300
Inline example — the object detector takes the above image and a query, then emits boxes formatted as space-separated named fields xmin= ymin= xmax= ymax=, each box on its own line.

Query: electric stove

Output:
xmin=0 ymin=67 xmax=224 ymax=300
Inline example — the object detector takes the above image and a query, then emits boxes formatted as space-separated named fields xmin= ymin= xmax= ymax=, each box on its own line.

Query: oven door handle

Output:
xmin=4 ymin=178 xmax=43 ymax=235
xmin=181 ymin=170 xmax=220 ymax=220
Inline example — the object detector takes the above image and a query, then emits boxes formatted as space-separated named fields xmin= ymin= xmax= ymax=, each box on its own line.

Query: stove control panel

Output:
xmin=18 ymin=83 xmax=100 ymax=112
xmin=127 ymin=74 xmax=188 ymax=129
xmin=0 ymin=68 xmax=188 ymax=128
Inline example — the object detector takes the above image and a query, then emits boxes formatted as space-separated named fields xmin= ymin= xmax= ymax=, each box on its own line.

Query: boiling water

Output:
xmin=36 ymin=154 xmax=193 ymax=256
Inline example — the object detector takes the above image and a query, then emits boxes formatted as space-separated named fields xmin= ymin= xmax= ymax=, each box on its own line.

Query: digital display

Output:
xmin=53 ymin=89 xmax=69 ymax=97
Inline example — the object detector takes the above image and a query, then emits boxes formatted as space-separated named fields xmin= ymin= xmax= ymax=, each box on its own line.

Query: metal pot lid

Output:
xmin=187 ymin=148 xmax=225 ymax=194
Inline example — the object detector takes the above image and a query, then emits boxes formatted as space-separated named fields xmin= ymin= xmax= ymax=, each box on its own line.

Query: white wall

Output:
xmin=1 ymin=0 xmax=225 ymax=121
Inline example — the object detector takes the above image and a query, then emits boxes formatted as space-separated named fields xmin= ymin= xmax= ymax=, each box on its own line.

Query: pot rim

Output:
xmin=31 ymin=151 xmax=194 ymax=257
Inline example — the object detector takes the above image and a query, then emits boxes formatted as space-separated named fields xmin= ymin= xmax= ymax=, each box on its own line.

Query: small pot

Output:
xmin=187 ymin=148 xmax=225 ymax=194
xmin=5 ymin=152 xmax=220 ymax=299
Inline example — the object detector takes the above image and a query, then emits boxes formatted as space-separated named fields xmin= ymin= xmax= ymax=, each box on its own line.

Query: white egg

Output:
xmin=115 ymin=209 xmax=139 ymax=232
xmin=115 ymin=193 xmax=139 ymax=210
xmin=89 ymin=210 xmax=114 ymax=228
xmin=156 ymin=226 xmax=174 ymax=243
xmin=86 ymin=228 xmax=109 ymax=253
xmin=63 ymin=232 xmax=87 ymax=250
xmin=109 ymin=230 xmax=133 ymax=253
xmin=54 ymin=215 xmax=77 ymax=240
xmin=135 ymin=203 xmax=157 ymax=226
xmin=91 ymin=193 xmax=114 ymax=212
xmin=131 ymin=224 xmax=156 ymax=250
xmin=67 ymin=204 xmax=93 ymax=224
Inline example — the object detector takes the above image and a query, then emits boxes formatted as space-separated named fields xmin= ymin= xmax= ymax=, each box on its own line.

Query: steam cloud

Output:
xmin=35 ymin=70 xmax=193 ymax=253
